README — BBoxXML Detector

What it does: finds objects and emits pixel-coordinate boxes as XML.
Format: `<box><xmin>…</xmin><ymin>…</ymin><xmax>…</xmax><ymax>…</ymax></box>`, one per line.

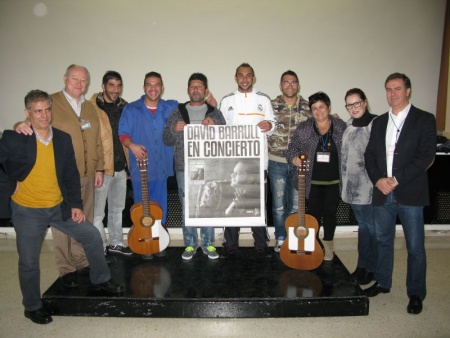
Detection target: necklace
<box><xmin>390</xmin><ymin>113</ymin><xmax>406</xmax><ymax>144</ymax></box>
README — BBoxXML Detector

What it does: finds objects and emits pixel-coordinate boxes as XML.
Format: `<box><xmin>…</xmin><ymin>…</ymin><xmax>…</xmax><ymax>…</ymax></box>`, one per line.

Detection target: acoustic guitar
<box><xmin>128</xmin><ymin>159</ymin><xmax>170</xmax><ymax>255</ymax></box>
<box><xmin>280</xmin><ymin>154</ymin><xmax>324</xmax><ymax>270</ymax></box>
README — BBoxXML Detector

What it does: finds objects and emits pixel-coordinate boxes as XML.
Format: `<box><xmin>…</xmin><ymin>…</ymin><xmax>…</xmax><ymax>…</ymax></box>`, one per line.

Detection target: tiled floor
<box><xmin>1</xmin><ymin>229</ymin><xmax>449</xmax><ymax>338</ymax></box>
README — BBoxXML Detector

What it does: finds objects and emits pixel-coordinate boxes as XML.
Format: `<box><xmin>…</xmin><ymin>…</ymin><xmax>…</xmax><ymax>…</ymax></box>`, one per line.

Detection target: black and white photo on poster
<box><xmin>184</xmin><ymin>124</ymin><xmax>266</xmax><ymax>227</ymax></box>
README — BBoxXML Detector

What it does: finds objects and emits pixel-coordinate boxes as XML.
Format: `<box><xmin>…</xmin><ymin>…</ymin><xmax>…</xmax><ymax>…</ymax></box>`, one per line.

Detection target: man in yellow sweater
<box><xmin>15</xmin><ymin>65</ymin><xmax>104</xmax><ymax>288</ymax></box>
<box><xmin>1</xmin><ymin>90</ymin><xmax>122</xmax><ymax>324</ymax></box>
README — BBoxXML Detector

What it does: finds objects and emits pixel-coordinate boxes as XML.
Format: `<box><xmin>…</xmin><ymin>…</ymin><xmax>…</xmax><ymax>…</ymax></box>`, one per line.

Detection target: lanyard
<box><xmin>390</xmin><ymin>113</ymin><xmax>406</xmax><ymax>144</ymax></box>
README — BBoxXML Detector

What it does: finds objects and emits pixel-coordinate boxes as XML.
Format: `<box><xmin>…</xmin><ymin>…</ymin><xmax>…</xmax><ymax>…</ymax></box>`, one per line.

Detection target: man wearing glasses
<box><xmin>267</xmin><ymin>70</ymin><xmax>311</xmax><ymax>252</ymax></box>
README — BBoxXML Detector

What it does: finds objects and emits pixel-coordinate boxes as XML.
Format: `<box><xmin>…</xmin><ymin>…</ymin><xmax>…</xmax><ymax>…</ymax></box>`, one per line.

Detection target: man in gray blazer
<box><xmin>364</xmin><ymin>73</ymin><xmax>436</xmax><ymax>315</ymax></box>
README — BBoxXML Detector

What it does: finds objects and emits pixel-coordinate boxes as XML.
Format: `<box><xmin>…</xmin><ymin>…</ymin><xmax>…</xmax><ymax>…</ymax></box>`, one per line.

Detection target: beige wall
<box><xmin>0</xmin><ymin>0</ymin><xmax>446</xmax><ymax>130</ymax></box>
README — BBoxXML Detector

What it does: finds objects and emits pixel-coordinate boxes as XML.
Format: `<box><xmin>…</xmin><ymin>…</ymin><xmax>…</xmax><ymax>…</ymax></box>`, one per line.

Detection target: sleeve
<box><xmin>286</xmin><ymin>125</ymin><xmax>302</xmax><ymax>166</ymax></box>
<box><xmin>118</xmin><ymin>104</ymin><xmax>133</xmax><ymax>139</ymax></box>
<box><xmin>163</xmin><ymin>108</ymin><xmax>181</xmax><ymax>146</ymax></box>
<box><xmin>264</xmin><ymin>99</ymin><xmax>276</xmax><ymax>135</ymax></box>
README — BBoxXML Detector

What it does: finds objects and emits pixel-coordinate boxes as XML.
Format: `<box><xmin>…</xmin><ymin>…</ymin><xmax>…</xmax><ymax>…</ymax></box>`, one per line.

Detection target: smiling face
<box><xmin>64</xmin><ymin>66</ymin><xmax>89</xmax><ymax>100</ymax></box>
<box><xmin>311</xmin><ymin>100</ymin><xmax>330</xmax><ymax>123</ymax></box>
<box><xmin>26</xmin><ymin>100</ymin><xmax>52</xmax><ymax>132</ymax></box>
<box><xmin>345</xmin><ymin>93</ymin><xmax>367</xmax><ymax>119</ymax></box>
<box><xmin>280</xmin><ymin>74</ymin><xmax>299</xmax><ymax>99</ymax></box>
<box><xmin>385</xmin><ymin>78</ymin><xmax>410</xmax><ymax>114</ymax></box>
<box><xmin>143</xmin><ymin>76</ymin><xmax>163</xmax><ymax>104</ymax></box>
<box><xmin>235</xmin><ymin>66</ymin><xmax>255</xmax><ymax>93</ymax></box>
<box><xmin>102</xmin><ymin>78</ymin><xmax>123</xmax><ymax>103</ymax></box>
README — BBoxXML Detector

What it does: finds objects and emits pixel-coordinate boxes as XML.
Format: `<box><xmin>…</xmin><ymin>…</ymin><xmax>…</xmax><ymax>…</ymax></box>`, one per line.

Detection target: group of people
<box><xmin>0</xmin><ymin>62</ymin><xmax>436</xmax><ymax>324</ymax></box>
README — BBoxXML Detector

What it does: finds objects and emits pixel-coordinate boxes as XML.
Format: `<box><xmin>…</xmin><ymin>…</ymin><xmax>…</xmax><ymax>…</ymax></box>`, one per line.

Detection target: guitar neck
<box><xmin>297</xmin><ymin>173</ymin><xmax>306</xmax><ymax>228</ymax></box>
<box><xmin>140</xmin><ymin>167</ymin><xmax>150</xmax><ymax>217</ymax></box>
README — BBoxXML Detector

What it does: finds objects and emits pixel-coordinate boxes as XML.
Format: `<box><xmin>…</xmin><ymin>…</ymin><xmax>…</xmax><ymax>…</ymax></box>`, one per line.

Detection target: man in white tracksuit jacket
<box><xmin>218</xmin><ymin>62</ymin><xmax>276</xmax><ymax>259</ymax></box>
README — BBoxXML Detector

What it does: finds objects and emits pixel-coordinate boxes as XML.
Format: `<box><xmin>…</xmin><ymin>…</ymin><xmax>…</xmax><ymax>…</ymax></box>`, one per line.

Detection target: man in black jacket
<box><xmin>0</xmin><ymin>90</ymin><xmax>123</xmax><ymax>325</ymax></box>
<box><xmin>364</xmin><ymin>73</ymin><xmax>436</xmax><ymax>315</ymax></box>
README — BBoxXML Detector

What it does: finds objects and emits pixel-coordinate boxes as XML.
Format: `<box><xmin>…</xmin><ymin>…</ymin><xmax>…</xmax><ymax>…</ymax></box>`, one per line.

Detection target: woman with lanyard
<box><xmin>287</xmin><ymin>92</ymin><xmax>346</xmax><ymax>261</ymax></box>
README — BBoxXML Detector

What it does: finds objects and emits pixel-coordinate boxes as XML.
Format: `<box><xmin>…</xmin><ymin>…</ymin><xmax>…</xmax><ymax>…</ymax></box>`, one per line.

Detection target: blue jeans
<box><xmin>268</xmin><ymin>160</ymin><xmax>298</xmax><ymax>240</ymax></box>
<box><xmin>176</xmin><ymin>171</ymin><xmax>215</xmax><ymax>250</ymax></box>
<box><xmin>93</xmin><ymin>170</ymin><xmax>127</xmax><ymax>248</ymax></box>
<box><xmin>373</xmin><ymin>193</ymin><xmax>426</xmax><ymax>299</ymax></box>
<box><xmin>351</xmin><ymin>203</ymin><xmax>377</xmax><ymax>272</ymax></box>
<box><xmin>11</xmin><ymin>201</ymin><xmax>110</xmax><ymax>311</ymax></box>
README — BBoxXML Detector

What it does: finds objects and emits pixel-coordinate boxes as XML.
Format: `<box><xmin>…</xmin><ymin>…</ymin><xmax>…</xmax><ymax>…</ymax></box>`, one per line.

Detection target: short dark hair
<box><xmin>24</xmin><ymin>90</ymin><xmax>52</xmax><ymax>109</ymax></box>
<box><xmin>385</xmin><ymin>72</ymin><xmax>411</xmax><ymax>89</ymax></box>
<box><xmin>102</xmin><ymin>70</ymin><xmax>122</xmax><ymax>86</ymax></box>
<box><xmin>188</xmin><ymin>73</ymin><xmax>208</xmax><ymax>89</ymax></box>
<box><xmin>235</xmin><ymin>63</ymin><xmax>255</xmax><ymax>77</ymax></box>
<box><xmin>308</xmin><ymin>91</ymin><xmax>331</xmax><ymax>110</ymax></box>
<box><xmin>144</xmin><ymin>71</ymin><xmax>163</xmax><ymax>86</ymax></box>
<box><xmin>280</xmin><ymin>70</ymin><xmax>299</xmax><ymax>83</ymax></box>
<box><xmin>345</xmin><ymin>88</ymin><xmax>367</xmax><ymax>101</ymax></box>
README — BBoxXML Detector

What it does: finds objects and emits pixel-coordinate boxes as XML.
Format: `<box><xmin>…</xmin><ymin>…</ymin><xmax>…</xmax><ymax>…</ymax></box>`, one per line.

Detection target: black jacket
<box><xmin>0</xmin><ymin>128</ymin><xmax>82</xmax><ymax>219</ymax></box>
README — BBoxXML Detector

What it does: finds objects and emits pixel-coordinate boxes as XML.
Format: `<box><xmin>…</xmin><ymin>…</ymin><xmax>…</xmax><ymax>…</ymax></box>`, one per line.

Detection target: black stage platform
<box><xmin>42</xmin><ymin>247</ymin><xmax>369</xmax><ymax>318</ymax></box>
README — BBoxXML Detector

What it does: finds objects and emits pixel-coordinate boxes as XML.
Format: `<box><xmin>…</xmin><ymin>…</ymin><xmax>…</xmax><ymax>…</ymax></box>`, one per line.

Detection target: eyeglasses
<box><xmin>345</xmin><ymin>100</ymin><xmax>365</xmax><ymax>110</ymax></box>
<box><xmin>281</xmin><ymin>81</ymin><xmax>299</xmax><ymax>87</ymax></box>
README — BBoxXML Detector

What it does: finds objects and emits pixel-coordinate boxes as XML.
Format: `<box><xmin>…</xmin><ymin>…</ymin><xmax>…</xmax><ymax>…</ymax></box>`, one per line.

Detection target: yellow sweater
<box><xmin>51</xmin><ymin>91</ymin><xmax>104</xmax><ymax>177</ymax></box>
<box><xmin>12</xmin><ymin>141</ymin><xmax>63</xmax><ymax>208</ymax></box>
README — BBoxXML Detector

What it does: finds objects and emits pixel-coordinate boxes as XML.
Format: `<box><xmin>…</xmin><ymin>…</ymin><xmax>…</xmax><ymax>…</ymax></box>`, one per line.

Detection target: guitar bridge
<box><xmin>289</xmin><ymin>250</ymin><xmax>313</xmax><ymax>255</ymax></box>
<box><xmin>138</xmin><ymin>237</ymin><xmax>160</xmax><ymax>242</ymax></box>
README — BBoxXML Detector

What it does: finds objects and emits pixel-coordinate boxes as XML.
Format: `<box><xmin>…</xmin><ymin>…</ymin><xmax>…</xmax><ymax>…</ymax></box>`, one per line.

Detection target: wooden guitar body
<box><xmin>280</xmin><ymin>213</ymin><xmax>323</xmax><ymax>270</ymax></box>
<box><xmin>280</xmin><ymin>154</ymin><xmax>324</xmax><ymax>270</ymax></box>
<box><xmin>127</xmin><ymin>159</ymin><xmax>170</xmax><ymax>255</ymax></box>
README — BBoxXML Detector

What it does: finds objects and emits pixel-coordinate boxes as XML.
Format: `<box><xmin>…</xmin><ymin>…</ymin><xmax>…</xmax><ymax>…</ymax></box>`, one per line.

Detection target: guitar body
<box><xmin>128</xmin><ymin>201</ymin><xmax>170</xmax><ymax>255</ymax></box>
<box><xmin>280</xmin><ymin>154</ymin><xmax>324</xmax><ymax>270</ymax></box>
<box><xmin>280</xmin><ymin>213</ymin><xmax>323</xmax><ymax>270</ymax></box>
<box><xmin>127</xmin><ymin>159</ymin><xmax>170</xmax><ymax>255</ymax></box>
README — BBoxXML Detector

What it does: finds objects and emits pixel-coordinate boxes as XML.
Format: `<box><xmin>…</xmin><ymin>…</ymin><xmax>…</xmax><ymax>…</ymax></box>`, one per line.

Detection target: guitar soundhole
<box><xmin>294</xmin><ymin>226</ymin><xmax>308</xmax><ymax>240</ymax></box>
<box><xmin>141</xmin><ymin>216</ymin><xmax>155</xmax><ymax>227</ymax></box>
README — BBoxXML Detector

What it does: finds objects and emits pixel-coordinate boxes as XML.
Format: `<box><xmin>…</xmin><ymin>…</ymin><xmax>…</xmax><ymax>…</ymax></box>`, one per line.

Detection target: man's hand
<box><xmin>72</xmin><ymin>208</ymin><xmax>86</xmax><ymax>223</ymax></box>
<box><xmin>201</xmin><ymin>117</ymin><xmax>215</xmax><ymax>126</ymax></box>
<box><xmin>205</xmin><ymin>92</ymin><xmax>217</xmax><ymax>107</ymax></box>
<box><xmin>129</xmin><ymin>143</ymin><xmax>147</xmax><ymax>160</ymax></box>
<box><xmin>15</xmin><ymin>121</ymin><xmax>33</xmax><ymax>135</ymax></box>
<box><xmin>173</xmin><ymin>121</ymin><xmax>187</xmax><ymax>132</ymax></box>
<box><xmin>376</xmin><ymin>177</ymin><xmax>398</xmax><ymax>195</ymax></box>
<box><xmin>257</xmin><ymin>120</ymin><xmax>272</xmax><ymax>133</ymax></box>
<box><xmin>95</xmin><ymin>171</ymin><xmax>104</xmax><ymax>188</ymax></box>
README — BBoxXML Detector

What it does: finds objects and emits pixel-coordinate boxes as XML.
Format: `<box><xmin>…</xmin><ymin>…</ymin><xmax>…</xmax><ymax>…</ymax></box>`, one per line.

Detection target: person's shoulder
<box><xmin>52</xmin><ymin>127</ymin><xmax>72</xmax><ymax>141</ymax></box>
<box><xmin>410</xmin><ymin>105</ymin><xmax>435</xmax><ymax>119</ymax></box>
<box><xmin>221</xmin><ymin>92</ymin><xmax>235</xmax><ymax>101</ymax></box>
<box><xmin>254</xmin><ymin>90</ymin><xmax>270</xmax><ymax>101</ymax></box>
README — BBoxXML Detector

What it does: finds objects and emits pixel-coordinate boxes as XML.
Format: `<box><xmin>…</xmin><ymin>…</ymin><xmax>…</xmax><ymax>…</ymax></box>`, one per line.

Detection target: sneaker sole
<box><xmin>108</xmin><ymin>250</ymin><xmax>133</xmax><ymax>256</ymax></box>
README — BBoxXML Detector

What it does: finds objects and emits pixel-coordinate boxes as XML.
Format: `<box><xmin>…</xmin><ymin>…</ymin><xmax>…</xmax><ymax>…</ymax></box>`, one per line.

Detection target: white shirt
<box><xmin>62</xmin><ymin>89</ymin><xmax>85</xmax><ymax>116</ymax></box>
<box><xmin>386</xmin><ymin>103</ymin><xmax>411</xmax><ymax>177</ymax></box>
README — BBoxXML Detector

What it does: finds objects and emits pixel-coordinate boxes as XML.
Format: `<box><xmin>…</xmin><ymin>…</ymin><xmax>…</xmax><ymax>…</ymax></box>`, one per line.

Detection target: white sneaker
<box><xmin>182</xmin><ymin>246</ymin><xmax>196</xmax><ymax>260</ymax></box>
<box><xmin>202</xmin><ymin>246</ymin><xmax>219</xmax><ymax>260</ymax></box>
<box><xmin>274</xmin><ymin>239</ymin><xmax>284</xmax><ymax>253</ymax></box>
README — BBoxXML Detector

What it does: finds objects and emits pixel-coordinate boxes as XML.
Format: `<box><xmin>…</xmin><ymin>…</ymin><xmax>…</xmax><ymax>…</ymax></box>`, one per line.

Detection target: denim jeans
<box><xmin>11</xmin><ymin>201</ymin><xmax>110</xmax><ymax>311</ymax></box>
<box><xmin>93</xmin><ymin>170</ymin><xmax>127</xmax><ymax>248</ymax></box>
<box><xmin>373</xmin><ymin>193</ymin><xmax>427</xmax><ymax>299</ymax></box>
<box><xmin>351</xmin><ymin>203</ymin><xmax>377</xmax><ymax>272</ymax></box>
<box><xmin>268</xmin><ymin>160</ymin><xmax>298</xmax><ymax>240</ymax></box>
<box><xmin>176</xmin><ymin>171</ymin><xmax>215</xmax><ymax>250</ymax></box>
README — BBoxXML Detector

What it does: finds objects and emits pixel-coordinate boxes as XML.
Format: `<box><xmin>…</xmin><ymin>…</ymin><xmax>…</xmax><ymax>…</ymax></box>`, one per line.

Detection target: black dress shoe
<box><xmin>407</xmin><ymin>295</ymin><xmax>423</xmax><ymax>314</ymax></box>
<box><xmin>359</xmin><ymin>272</ymin><xmax>375</xmax><ymax>285</ymax></box>
<box><xmin>24</xmin><ymin>308</ymin><xmax>53</xmax><ymax>324</ymax></box>
<box><xmin>364</xmin><ymin>282</ymin><xmax>390</xmax><ymax>297</ymax></box>
<box><xmin>219</xmin><ymin>247</ymin><xmax>238</xmax><ymax>259</ymax></box>
<box><xmin>90</xmin><ymin>280</ymin><xmax>124</xmax><ymax>294</ymax></box>
<box><xmin>59</xmin><ymin>272</ymin><xmax>78</xmax><ymax>288</ymax></box>
<box><xmin>256</xmin><ymin>247</ymin><xmax>273</xmax><ymax>258</ymax></box>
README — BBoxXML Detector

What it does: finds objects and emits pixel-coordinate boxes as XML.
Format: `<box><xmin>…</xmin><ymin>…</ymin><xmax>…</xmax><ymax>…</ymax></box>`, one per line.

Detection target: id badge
<box><xmin>80</xmin><ymin>119</ymin><xmax>91</xmax><ymax>130</ymax></box>
<box><xmin>317</xmin><ymin>152</ymin><xmax>330</xmax><ymax>163</ymax></box>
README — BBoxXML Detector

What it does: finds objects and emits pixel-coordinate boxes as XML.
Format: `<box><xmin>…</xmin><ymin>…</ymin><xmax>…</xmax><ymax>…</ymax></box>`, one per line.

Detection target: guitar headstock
<box><xmin>297</xmin><ymin>154</ymin><xmax>308</xmax><ymax>176</ymax></box>
<box><xmin>137</xmin><ymin>159</ymin><xmax>148</xmax><ymax>170</ymax></box>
